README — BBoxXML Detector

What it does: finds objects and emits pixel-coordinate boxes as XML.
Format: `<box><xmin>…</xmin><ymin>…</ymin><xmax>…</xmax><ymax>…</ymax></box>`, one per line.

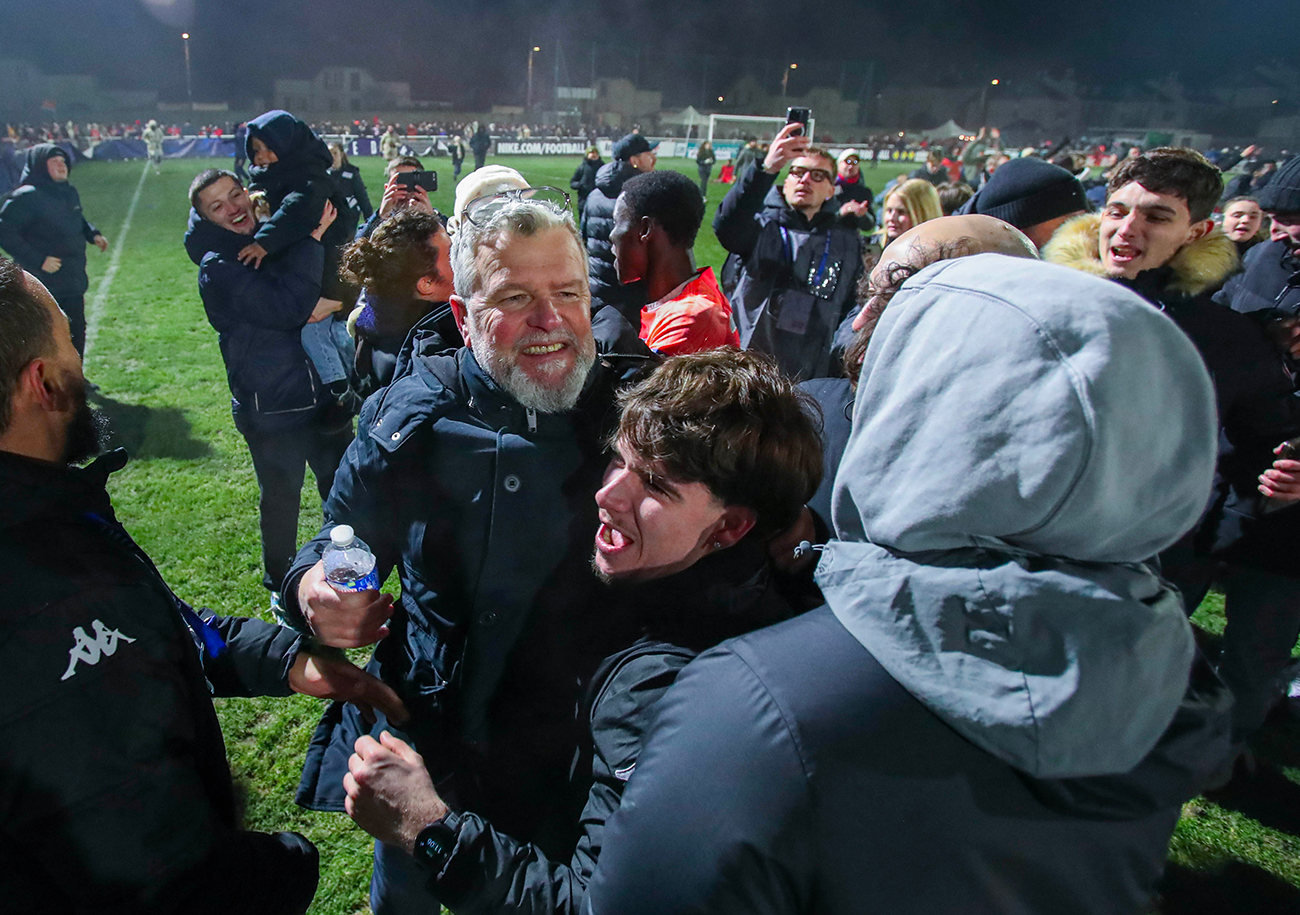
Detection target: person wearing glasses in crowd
<box><xmin>714</xmin><ymin>121</ymin><xmax>864</xmax><ymax>380</ymax></box>
<box><xmin>832</xmin><ymin>148</ymin><xmax>875</xmax><ymax>232</ymax></box>
<box><xmin>277</xmin><ymin>190</ymin><xmax>653</xmax><ymax>915</ymax></box>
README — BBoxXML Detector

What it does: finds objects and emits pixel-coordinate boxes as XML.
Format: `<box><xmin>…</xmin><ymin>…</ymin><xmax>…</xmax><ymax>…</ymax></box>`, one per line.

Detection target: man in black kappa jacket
<box><xmin>0</xmin><ymin>256</ymin><xmax>405</xmax><ymax>913</ymax></box>
<box><xmin>0</xmin><ymin>144</ymin><xmax>108</xmax><ymax>356</ymax></box>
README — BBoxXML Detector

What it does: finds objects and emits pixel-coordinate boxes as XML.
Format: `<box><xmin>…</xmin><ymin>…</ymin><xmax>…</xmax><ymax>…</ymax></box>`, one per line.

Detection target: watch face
<box><xmin>415</xmin><ymin>814</ymin><xmax>460</xmax><ymax>870</ymax></box>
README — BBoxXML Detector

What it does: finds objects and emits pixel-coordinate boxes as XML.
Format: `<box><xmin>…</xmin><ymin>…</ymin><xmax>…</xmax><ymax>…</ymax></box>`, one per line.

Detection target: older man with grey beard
<box><xmin>276</xmin><ymin>195</ymin><xmax>652</xmax><ymax>915</ymax></box>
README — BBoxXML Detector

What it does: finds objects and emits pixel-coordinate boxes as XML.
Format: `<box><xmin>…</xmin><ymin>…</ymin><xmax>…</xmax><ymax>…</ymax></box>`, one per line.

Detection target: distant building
<box><xmin>594</xmin><ymin>78</ymin><xmax>662</xmax><ymax>131</ymax></box>
<box><xmin>272</xmin><ymin>67</ymin><xmax>412</xmax><ymax>114</ymax></box>
<box><xmin>0</xmin><ymin>58</ymin><xmax>157</xmax><ymax>121</ymax></box>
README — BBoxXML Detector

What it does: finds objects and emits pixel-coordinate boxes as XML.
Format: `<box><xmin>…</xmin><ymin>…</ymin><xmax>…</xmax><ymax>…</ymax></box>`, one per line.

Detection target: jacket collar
<box><xmin>761</xmin><ymin>182</ymin><xmax>839</xmax><ymax>231</ymax></box>
<box><xmin>1042</xmin><ymin>212</ymin><xmax>1238</xmax><ymax>302</ymax></box>
<box><xmin>0</xmin><ymin>448</ymin><xmax>127</xmax><ymax>532</ymax></box>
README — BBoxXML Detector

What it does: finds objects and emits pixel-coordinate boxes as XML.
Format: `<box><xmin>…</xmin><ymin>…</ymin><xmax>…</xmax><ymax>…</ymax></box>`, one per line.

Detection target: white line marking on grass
<box><xmin>84</xmin><ymin>160</ymin><xmax>150</xmax><ymax>364</ymax></box>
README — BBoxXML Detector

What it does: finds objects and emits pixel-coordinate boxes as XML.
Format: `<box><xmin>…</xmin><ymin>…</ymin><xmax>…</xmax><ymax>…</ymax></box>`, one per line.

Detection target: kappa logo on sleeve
<box><xmin>60</xmin><ymin>619</ymin><xmax>137</xmax><ymax>681</ymax></box>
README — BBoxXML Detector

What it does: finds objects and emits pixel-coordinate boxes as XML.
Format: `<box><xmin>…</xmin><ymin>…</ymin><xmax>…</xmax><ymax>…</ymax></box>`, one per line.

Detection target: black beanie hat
<box><xmin>961</xmin><ymin>157</ymin><xmax>1090</xmax><ymax>229</ymax></box>
<box><xmin>1257</xmin><ymin>155</ymin><xmax>1300</xmax><ymax>215</ymax></box>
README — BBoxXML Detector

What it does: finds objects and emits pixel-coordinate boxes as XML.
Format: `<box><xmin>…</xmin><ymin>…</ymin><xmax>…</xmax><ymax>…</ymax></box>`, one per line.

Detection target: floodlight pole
<box><xmin>527</xmin><ymin>45</ymin><xmax>540</xmax><ymax>112</ymax></box>
<box><xmin>182</xmin><ymin>33</ymin><xmax>193</xmax><ymax>110</ymax></box>
<box><xmin>782</xmin><ymin>63</ymin><xmax>797</xmax><ymax>98</ymax></box>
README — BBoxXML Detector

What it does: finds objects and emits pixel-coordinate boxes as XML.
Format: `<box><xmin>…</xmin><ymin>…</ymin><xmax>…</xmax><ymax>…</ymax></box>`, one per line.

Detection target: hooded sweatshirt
<box><xmin>245</xmin><ymin>110</ymin><xmax>355</xmax><ymax>257</ymax></box>
<box><xmin>817</xmin><ymin>254</ymin><xmax>1220</xmax><ymax>779</ymax></box>
<box><xmin>0</xmin><ymin>144</ymin><xmax>98</xmax><ymax>299</ymax></box>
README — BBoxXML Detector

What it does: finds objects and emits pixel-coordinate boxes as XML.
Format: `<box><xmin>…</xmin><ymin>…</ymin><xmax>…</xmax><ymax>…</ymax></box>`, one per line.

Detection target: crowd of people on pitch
<box><xmin>5</xmin><ymin>107</ymin><xmax>1300</xmax><ymax>914</ymax></box>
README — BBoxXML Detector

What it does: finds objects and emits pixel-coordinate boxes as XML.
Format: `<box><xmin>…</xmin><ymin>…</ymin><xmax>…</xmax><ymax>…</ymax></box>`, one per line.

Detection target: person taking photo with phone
<box><xmin>713</xmin><ymin>120</ymin><xmax>863</xmax><ymax>380</ymax></box>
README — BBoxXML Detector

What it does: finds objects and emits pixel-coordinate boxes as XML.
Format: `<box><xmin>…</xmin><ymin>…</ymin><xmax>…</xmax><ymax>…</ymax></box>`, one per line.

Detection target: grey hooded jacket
<box><xmin>586</xmin><ymin>255</ymin><xmax>1234</xmax><ymax>915</ymax></box>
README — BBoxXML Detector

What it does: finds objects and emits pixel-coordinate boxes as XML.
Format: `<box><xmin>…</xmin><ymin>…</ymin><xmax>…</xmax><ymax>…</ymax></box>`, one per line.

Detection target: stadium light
<box><xmin>991</xmin><ymin>79</ymin><xmax>1000</xmax><ymax>86</ymax></box>
<box><xmin>718</xmin><ymin>96</ymin><xmax>724</xmax><ymax>102</ymax></box>
<box><xmin>782</xmin><ymin>63</ymin><xmax>797</xmax><ymax>97</ymax></box>
<box><xmin>182</xmin><ymin>32</ymin><xmax>193</xmax><ymax>111</ymax></box>
<box><xmin>526</xmin><ymin>45</ymin><xmax>541</xmax><ymax>112</ymax></box>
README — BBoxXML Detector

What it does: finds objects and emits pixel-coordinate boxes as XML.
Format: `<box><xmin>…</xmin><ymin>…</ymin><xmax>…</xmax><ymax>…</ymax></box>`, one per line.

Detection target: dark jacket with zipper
<box><xmin>411</xmin><ymin>542</ymin><xmax>806</xmax><ymax>915</ymax></box>
<box><xmin>0</xmin><ymin>143</ymin><xmax>99</xmax><ymax>300</ymax></box>
<box><xmin>570</xmin><ymin>156</ymin><xmax>603</xmax><ymax>215</ymax></box>
<box><xmin>331</xmin><ymin>162</ymin><xmax>374</xmax><ymax>221</ymax></box>
<box><xmin>581</xmin><ymin>160</ymin><xmax>648</xmax><ymax>323</ymax></box>
<box><xmin>0</xmin><ymin>448</ymin><xmax>318</xmax><ymax>914</ymax></box>
<box><xmin>184</xmin><ymin>208</ymin><xmax>329</xmax><ymax>433</ymax></box>
<box><xmin>586</xmin><ymin>606</ymin><xmax>1231</xmax><ymax>915</ymax></box>
<box><xmin>1045</xmin><ymin>214</ymin><xmax>1300</xmax><ymax>574</ymax></box>
<box><xmin>714</xmin><ymin>163</ymin><xmax>863</xmax><ymax>380</ymax></box>
<box><xmin>282</xmin><ymin>309</ymin><xmax>654</xmax><ymax>862</ymax></box>
<box><xmin>352</xmin><ymin>294</ymin><xmax>462</xmax><ymax>393</ymax></box>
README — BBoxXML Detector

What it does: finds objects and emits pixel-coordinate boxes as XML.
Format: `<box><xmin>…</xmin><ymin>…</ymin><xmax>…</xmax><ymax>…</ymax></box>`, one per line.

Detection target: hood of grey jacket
<box><xmin>815</xmin><ymin>254</ymin><xmax>1219</xmax><ymax>778</ymax></box>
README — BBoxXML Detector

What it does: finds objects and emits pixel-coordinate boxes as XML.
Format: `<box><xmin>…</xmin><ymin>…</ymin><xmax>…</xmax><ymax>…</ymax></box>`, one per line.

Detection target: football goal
<box><xmin>706</xmin><ymin>113</ymin><xmax>817</xmax><ymax>147</ymax></box>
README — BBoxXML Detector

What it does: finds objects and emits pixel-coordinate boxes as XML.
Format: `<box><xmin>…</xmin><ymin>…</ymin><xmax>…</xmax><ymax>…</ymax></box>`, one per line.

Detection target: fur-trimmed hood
<box><xmin>1043</xmin><ymin>212</ymin><xmax>1238</xmax><ymax>300</ymax></box>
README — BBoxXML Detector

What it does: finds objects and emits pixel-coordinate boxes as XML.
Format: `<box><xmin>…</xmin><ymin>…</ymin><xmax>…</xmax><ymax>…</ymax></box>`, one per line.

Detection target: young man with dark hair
<box><xmin>714</xmin><ymin>122</ymin><xmax>864</xmax><ymax>380</ymax></box>
<box><xmin>611</xmin><ymin>170</ymin><xmax>738</xmax><ymax>355</ymax></box>
<box><xmin>1046</xmin><ymin>147</ymin><xmax>1300</xmax><ymax>747</ymax></box>
<box><xmin>584</xmin><ymin>255</ymin><xmax>1233</xmax><ymax>915</ymax></box>
<box><xmin>340</xmin><ymin>349</ymin><xmax>822</xmax><ymax>915</ymax></box>
<box><xmin>1216</xmin><ymin>155</ymin><xmax>1300</xmax><ymax>363</ymax></box>
<box><xmin>0</xmin><ymin>256</ymin><xmax>403</xmax><ymax>913</ymax></box>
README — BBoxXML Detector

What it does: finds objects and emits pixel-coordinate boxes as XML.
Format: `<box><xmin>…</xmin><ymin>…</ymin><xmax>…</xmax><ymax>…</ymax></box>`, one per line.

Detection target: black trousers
<box><xmin>55</xmin><ymin>291</ymin><xmax>87</xmax><ymax>356</ymax></box>
<box><xmin>1161</xmin><ymin>537</ymin><xmax>1300</xmax><ymax>741</ymax></box>
<box><xmin>241</xmin><ymin>418</ymin><xmax>353</xmax><ymax>592</ymax></box>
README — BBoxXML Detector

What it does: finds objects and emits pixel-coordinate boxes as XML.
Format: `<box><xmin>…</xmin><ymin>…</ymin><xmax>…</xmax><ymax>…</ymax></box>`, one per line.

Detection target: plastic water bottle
<box><xmin>322</xmin><ymin>524</ymin><xmax>380</xmax><ymax>592</ymax></box>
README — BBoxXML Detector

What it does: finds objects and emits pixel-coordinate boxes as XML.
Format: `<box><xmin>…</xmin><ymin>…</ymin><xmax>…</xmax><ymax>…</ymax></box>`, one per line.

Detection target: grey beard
<box><xmin>469</xmin><ymin>329</ymin><xmax>597</xmax><ymax>414</ymax></box>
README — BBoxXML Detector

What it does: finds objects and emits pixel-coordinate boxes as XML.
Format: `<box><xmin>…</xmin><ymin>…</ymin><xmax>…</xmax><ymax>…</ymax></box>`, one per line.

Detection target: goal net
<box><xmin>706</xmin><ymin>113</ymin><xmax>817</xmax><ymax>157</ymax></box>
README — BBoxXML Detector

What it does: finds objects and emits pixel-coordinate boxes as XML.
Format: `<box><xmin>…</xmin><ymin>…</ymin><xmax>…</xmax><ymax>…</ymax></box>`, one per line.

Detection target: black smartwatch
<box><xmin>413</xmin><ymin>811</ymin><xmax>463</xmax><ymax>872</ymax></box>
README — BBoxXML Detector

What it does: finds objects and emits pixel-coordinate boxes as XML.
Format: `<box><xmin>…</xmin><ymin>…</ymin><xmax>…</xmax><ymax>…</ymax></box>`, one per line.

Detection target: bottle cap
<box><xmin>330</xmin><ymin>524</ymin><xmax>356</xmax><ymax>547</ymax></box>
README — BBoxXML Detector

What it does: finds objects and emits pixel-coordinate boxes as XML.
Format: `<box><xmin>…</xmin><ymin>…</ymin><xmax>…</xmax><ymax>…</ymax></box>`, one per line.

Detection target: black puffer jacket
<box><xmin>0</xmin><ymin>448</ymin><xmax>318</xmax><ymax>914</ymax></box>
<box><xmin>1215</xmin><ymin>238</ymin><xmax>1300</xmax><ymax>322</ymax></box>
<box><xmin>184</xmin><ymin>208</ymin><xmax>329</xmax><ymax>433</ymax></box>
<box><xmin>581</xmin><ymin>160</ymin><xmax>647</xmax><ymax>322</ymax></box>
<box><xmin>418</xmin><ymin>542</ymin><xmax>804</xmax><ymax>915</ymax></box>
<box><xmin>0</xmin><ymin>144</ymin><xmax>99</xmax><ymax>299</ymax></box>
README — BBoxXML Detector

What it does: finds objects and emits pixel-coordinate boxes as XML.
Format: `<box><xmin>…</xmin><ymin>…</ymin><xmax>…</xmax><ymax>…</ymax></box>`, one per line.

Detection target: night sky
<box><xmin>4</xmin><ymin>0</ymin><xmax>1298</xmax><ymax>110</ymax></box>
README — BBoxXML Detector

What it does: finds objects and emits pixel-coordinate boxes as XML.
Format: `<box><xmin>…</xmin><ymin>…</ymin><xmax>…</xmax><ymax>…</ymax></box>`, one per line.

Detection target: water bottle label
<box><xmin>329</xmin><ymin>567</ymin><xmax>380</xmax><ymax>592</ymax></box>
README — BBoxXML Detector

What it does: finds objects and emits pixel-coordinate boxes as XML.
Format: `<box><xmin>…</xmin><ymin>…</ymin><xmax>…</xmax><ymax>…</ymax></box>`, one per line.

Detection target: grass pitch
<box><xmin>60</xmin><ymin>153</ymin><xmax>1300</xmax><ymax>914</ymax></box>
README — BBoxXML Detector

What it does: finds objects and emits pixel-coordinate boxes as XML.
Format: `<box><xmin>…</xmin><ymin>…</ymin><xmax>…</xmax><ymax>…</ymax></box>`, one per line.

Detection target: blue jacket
<box><xmin>713</xmin><ymin>164</ymin><xmax>863</xmax><ymax>380</ymax></box>
<box><xmin>0</xmin><ymin>144</ymin><xmax>99</xmax><ymax>299</ymax></box>
<box><xmin>282</xmin><ymin>309</ymin><xmax>653</xmax><ymax>857</ymax></box>
<box><xmin>184</xmin><ymin>209</ymin><xmax>328</xmax><ymax>432</ymax></box>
